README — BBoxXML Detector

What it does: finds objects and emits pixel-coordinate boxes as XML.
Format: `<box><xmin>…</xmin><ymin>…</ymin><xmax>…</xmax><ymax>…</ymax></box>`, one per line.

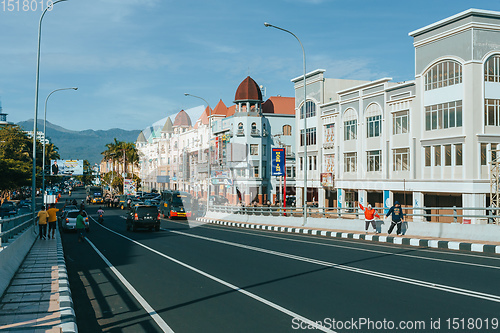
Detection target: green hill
<box><xmin>18</xmin><ymin>120</ymin><xmax>141</xmax><ymax>165</ymax></box>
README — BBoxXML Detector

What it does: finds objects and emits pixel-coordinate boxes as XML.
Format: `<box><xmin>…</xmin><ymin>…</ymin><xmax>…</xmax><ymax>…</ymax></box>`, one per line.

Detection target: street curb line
<box><xmin>195</xmin><ymin>218</ymin><xmax>500</xmax><ymax>255</ymax></box>
<box><xmin>56</xmin><ymin>228</ymin><xmax>77</xmax><ymax>333</ymax></box>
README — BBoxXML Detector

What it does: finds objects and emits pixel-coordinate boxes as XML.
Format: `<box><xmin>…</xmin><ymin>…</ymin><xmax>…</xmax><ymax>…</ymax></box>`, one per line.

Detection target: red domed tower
<box><xmin>234</xmin><ymin>76</ymin><xmax>263</xmax><ymax>114</ymax></box>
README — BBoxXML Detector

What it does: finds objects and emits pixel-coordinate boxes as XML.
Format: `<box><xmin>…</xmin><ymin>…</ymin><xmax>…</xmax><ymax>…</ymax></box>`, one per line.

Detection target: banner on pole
<box><xmin>271</xmin><ymin>148</ymin><xmax>285</xmax><ymax>176</ymax></box>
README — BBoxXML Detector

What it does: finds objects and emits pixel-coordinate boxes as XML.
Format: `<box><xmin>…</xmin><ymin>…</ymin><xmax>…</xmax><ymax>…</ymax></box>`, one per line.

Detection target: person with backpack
<box><xmin>359</xmin><ymin>203</ymin><xmax>380</xmax><ymax>233</ymax></box>
<box><xmin>386</xmin><ymin>201</ymin><xmax>405</xmax><ymax>236</ymax></box>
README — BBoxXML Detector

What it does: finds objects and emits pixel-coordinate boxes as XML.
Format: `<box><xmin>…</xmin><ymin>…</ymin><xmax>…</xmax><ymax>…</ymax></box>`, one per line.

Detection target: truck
<box><xmin>86</xmin><ymin>186</ymin><xmax>103</xmax><ymax>204</ymax></box>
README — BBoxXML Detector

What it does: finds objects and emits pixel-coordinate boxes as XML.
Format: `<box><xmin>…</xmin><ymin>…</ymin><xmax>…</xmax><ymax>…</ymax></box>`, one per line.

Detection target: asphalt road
<box><xmin>61</xmin><ymin>190</ymin><xmax>500</xmax><ymax>333</ymax></box>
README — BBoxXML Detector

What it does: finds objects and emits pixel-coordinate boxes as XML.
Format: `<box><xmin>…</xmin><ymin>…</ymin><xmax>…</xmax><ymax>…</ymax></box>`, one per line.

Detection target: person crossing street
<box><xmin>386</xmin><ymin>201</ymin><xmax>405</xmax><ymax>236</ymax></box>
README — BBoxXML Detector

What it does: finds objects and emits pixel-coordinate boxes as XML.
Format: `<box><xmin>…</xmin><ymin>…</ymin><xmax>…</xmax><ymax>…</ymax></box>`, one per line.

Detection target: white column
<box><xmin>463</xmin><ymin>193</ymin><xmax>486</xmax><ymax>224</ymax></box>
<box><xmin>412</xmin><ymin>191</ymin><xmax>424</xmax><ymax>222</ymax></box>
<box><xmin>358</xmin><ymin>189</ymin><xmax>367</xmax><ymax>206</ymax></box>
<box><xmin>319</xmin><ymin>187</ymin><xmax>325</xmax><ymax>212</ymax></box>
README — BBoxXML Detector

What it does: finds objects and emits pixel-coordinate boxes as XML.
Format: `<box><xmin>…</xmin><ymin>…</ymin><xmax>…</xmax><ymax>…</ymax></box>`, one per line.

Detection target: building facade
<box><xmin>294</xmin><ymin>9</ymin><xmax>500</xmax><ymax>223</ymax></box>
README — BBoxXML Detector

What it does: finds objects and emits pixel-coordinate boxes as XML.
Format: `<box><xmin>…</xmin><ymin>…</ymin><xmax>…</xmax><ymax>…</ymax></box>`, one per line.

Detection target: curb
<box><xmin>196</xmin><ymin>218</ymin><xmax>500</xmax><ymax>255</ymax></box>
<box><xmin>56</xmin><ymin>229</ymin><xmax>78</xmax><ymax>333</ymax></box>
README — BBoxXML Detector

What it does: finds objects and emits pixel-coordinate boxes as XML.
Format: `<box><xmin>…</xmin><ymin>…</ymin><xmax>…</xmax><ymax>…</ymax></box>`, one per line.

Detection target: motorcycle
<box><xmin>98</xmin><ymin>213</ymin><xmax>104</xmax><ymax>224</ymax></box>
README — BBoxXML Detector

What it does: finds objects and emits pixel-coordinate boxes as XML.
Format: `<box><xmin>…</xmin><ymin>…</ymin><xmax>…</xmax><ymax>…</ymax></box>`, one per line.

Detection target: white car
<box><xmin>61</xmin><ymin>210</ymin><xmax>89</xmax><ymax>232</ymax></box>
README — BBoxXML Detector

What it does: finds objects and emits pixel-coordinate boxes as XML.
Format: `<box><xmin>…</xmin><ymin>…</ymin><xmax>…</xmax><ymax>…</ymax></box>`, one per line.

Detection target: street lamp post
<box><xmin>184</xmin><ymin>93</ymin><xmax>211</xmax><ymax>214</ymax></box>
<box><xmin>42</xmin><ymin>87</ymin><xmax>78</xmax><ymax>202</ymax></box>
<box><xmin>264</xmin><ymin>22</ymin><xmax>307</xmax><ymax>225</ymax></box>
<box><xmin>31</xmin><ymin>0</ymin><xmax>68</xmax><ymax>223</ymax></box>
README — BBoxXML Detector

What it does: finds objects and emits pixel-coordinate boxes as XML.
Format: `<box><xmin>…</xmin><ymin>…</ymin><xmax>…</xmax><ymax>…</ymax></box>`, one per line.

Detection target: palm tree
<box><xmin>102</xmin><ymin>138</ymin><xmax>123</xmax><ymax>174</ymax></box>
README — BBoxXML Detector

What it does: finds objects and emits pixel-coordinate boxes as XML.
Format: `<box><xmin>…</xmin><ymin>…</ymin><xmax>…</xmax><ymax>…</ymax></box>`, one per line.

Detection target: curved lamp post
<box><xmin>264</xmin><ymin>22</ymin><xmax>307</xmax><ymax>226</ymax></box>
<box><xmin>31</xmin><ymin>0</ymin><xmax>68</xmax><ymax>222</ymax></box>
<box><xmin>184</xmin><ymin>93</ymin><xmax>211</xmax><ymax>214</ymax></box>
<box><xmin>42</xmin><ymin>87</ymin><xmax>78</xmax><ymax>201</ymax></box>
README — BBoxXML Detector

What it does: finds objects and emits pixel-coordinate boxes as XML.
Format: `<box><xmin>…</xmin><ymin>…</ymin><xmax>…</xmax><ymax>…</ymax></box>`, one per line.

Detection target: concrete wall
<box><xmin>206</xmin><ymin>212</ymin><xmax>500</xmax><ymax>243</ymax></box>
<box><xmin>0</xmin><ymin>226</ymin><xmax>37</xmax><ymax>296</ymax></box>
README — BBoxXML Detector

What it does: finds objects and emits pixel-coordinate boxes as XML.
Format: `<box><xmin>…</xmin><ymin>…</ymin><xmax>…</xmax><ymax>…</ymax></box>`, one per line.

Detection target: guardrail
<box><xmin>208</xmin><ymin>205</ymin><xmax>500</xmax><ymax>224</ymax></box>
<box><xmin>0</xmin><ymin>213</ymin><xmax>34</xmax><ymax>248</ymax></box>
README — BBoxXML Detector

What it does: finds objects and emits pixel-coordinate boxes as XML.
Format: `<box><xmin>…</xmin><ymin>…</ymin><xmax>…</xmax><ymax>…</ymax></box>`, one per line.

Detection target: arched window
<box><xmin>343</xmin><ymin>108</ymin><xmax>357</xmax><ymax>141</ymax></box>
<box><xmin>300</xmin><ymin>101</ymin><xmax>316</xmax><ymax>119</ymax></box>
<box><xmin>485</xmin><ymin>55</ymin><xmax>500</xmax><ymax>82</ymax></box>
<box><xmin>238</xmin><ymin>122</ymin><xmax>243</xmax><ymax>130</ymax></box>
<box><xmin>283</xmin><ymin>125</ymin><xmax>292</xmax><ymax>136</ymax></box>
<box><xmin>425</xmin><ymin>60</ymin><xmax>462</xmax><ymax>91</ymax></box>
<box><xmin>251</xmin><ymin>122</ymin><xmax>257</xmax><ymax>130</ymax></box>
<box><xmin>365</xmin><ymin>103</ymin><xmax>382</xmax><ymax>138</ymax></box>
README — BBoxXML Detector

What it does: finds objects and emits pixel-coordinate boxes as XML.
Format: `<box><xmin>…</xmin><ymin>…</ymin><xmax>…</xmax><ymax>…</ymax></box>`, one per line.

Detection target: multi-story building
<box><xmin>294</xmin><ymin>8</ymin><xmax>500</xmax><ymax>223</ymax></box>
<box><xmin>136</xmin><ymin>76</ymin><xmax>296</xmax><ymax>205</ymax></box>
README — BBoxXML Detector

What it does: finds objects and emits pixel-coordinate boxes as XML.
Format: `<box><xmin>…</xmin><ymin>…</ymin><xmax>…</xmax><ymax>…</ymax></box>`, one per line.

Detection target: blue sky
<box><xmin>0</xmin><ymin>0</ymin><xmax>498</xmax><ymax>131</ymax></box>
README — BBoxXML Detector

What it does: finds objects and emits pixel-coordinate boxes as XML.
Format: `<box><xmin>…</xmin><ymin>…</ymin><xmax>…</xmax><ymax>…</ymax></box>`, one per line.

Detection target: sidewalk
<box><xmin>0</xmin><ymin>227</ymin><xmax>76</xmax><ymax>333</ymax></box>
<box><xmin>196</xmin><ymin>217</ymin><xmax>500</xmax><ymax>254</ymax></box>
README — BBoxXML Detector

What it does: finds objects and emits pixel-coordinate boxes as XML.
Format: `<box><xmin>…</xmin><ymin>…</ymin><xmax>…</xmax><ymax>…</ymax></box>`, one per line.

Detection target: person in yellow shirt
<box><xmin>37</xmin><ymin>206</ymin><xmax>49</xmax><ymax>240</ymax></box>
<box><xmin>47</xmin><ymin>203</ymin><xmax>60</xmax><ymax>240</ymax></box>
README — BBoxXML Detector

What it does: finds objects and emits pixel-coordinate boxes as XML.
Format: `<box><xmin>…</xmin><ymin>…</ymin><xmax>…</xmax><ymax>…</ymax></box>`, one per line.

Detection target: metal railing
<box><xmin>0</xmin><ymin>213</ymin><xmax>33</xmax><ymax>248</ymax></box>
<box><xmin>207</xmin><ymin>205</ymin><xmax>500</xmax><ymax>224</ymax></box>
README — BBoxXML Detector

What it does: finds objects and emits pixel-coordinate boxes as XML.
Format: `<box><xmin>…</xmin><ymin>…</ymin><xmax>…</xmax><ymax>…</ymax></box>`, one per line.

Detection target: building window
<box><xmin>393</xmin><ymin>110</ymin><xmax>409</xmax><ymax>134</ymax></box>
<box><xmin>300</xmin><ymin>128</ymin><xmax>317</xmax><ymax>146</ymax></box>
<box><xmin>262</xmin><ymin>144</ymin><xmax>267</xmax><ymax>157</ymax></box>
<box><xmin>300</xmin><ymin>101</ymin><xmax>316</xmax><ymax>119</ymax></box>
<box><xmin>367</xmin><ymin>150</ymin><xmax>381</xmax><ymax>172</ymax></box>
<box><xmin>286</xmin><ymin>166</ymin><xmax>295</xmax><ymax>178</ymax></box>
<box><xmin>324</xmin><ymin>123</ymin><xmax>335</xmax><ymax>145</ymax></box>
<box><xmin>262</xmin><ymin>164</ymin><xmax>267</xmax><ymax>178</ymax></box>
<box><xmin>324</xmin><ymin>154</ymin><xmax>334</xmax><ymax>173</ymax></box>
<box><xmin>445</xmin><ymin>145</ymin><xmax>452</xmax><ymax>166</ymax></box>
<box><xmin>367</xmin><ymin>115</ymin><xmax>382</xmax><ymax>138</ymax></box>
<box><xmin>485</xmin><ymin>55</ymin><xmax>500</xmax><ymax>82</ymax></box>
<box><xmin>344</xmin><ymin>152</ymin><xmax>357</xmax><ymax>172</ymax></box>
<box><xmin>481</xmin><ymin>143</ymin><xmax>488</xmax><ymax>166</ymax></box>
<box><xmin>425</xmin><ymin>60</ymin><xmax>462</xmax><ymax>91</ymax></box>
<box><xmin>238</xmin><ymin>123</ymin><xmax>243</xmax><ymax>130</ymax></box>
<box><xmin>434</xmin><ymin>146</ymin><xmax>441</xmax><ymax>166</ymax></box>
<box><xmin>424</xmin><ymin>146</ymin><xmax>431</xmax><ymax>167</ymax></box>
<box><xmin>455</xmin><ymin>144</ymin><xmax>463</xmax><ymax>166</ymax></box>
<box><xmin>393</xmin><ymin>148</ymin><xmax>409</xmax><ymax>171</ymax></box>
<box><xmin>284</xmin><ymin>145</ymin><xmax>292</xmax><ymax>156</ymax></box>
<box><xmin>250</xmin><ymin>144</ymin><xmax>259</xmax><ymax>155</ymax></box>
<box><xmin>300</xmin><ymin>157</ymin><xmax>303</xmax><ymax>171</ymax></box>
<box><xmin>253</xmin><ymin>166</ymin><xmax>259</xmax><ymax>178</ymax></box>
<box><xmin>344</xmin><ymin>120</ymin><xmax>357</xmax><ymax>141</ymax></box>
<box><xmin>425</xmin><ymin>100</ymin><xmax>462</xmax><ymax>130</ymax></box>
<box><xmin>485</xmin><ymin>99</ymin><xmax>500</xmax><ymax>126</ymax></box>
<box><xmin>283</xmin><ymin>125</ymin><xmax>292</xmax><ymax>136</ymax></box>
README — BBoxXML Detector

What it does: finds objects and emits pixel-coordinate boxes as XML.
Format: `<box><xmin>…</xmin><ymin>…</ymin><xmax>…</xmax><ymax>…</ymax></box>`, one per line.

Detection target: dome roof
<box><xmin>161</xmin><ymin>117</ymin><xmax>174</xmax><ymax>133</ymax></box>
<box><xmin>234</xmin><ymin>76</ymin><xmax>262</xmax><ymax>102</ymax></box>
<box><xmin>173</xmin><ymin>110</ymin><xmax>192</xmax><ymax>127</ymax></box>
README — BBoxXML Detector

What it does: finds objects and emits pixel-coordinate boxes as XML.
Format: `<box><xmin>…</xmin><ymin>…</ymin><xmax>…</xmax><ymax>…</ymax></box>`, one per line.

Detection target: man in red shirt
<box><xmin>359</xmin><ymin>203</ymin><xmax>380</xmax><ymax>233</ymax></box>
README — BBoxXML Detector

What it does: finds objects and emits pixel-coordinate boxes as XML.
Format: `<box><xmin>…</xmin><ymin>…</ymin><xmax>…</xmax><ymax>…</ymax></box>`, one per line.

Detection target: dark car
<box><xmin>0</xmin><ymin>201</ymin><xmax>17</xmax><ymax>218</ymax></box>
<box><xmin>209</xmin><ymin>195</ymin><xmax>228</xmax><ymax>205</ymax></box>
<box><xmin>126</xmin><ymin>205</ymin><xmax>160</xmax><ymax>232</ymax></box>
<box><xmin>286</xmin><ymin>196</ymin><xmax>296</xmax><ymax>207</ymax></box>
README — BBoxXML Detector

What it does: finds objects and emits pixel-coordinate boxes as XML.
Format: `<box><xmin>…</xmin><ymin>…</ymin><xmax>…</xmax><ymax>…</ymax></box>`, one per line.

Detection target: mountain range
<box><xmin>18</xmin><ymin>120</ymin><xmax>141</xmax><ymax>165</ymax></box>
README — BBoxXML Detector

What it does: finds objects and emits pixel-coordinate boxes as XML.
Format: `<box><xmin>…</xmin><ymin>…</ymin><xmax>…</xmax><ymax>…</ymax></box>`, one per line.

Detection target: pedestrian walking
<box><xmin>37</xmin><ymin>205</ymin><xmax>49</xmax><ymax>240</ymax></box>
<box><xmin>76</xmin><ymin>210</ymin><xmax>86</xmax><ymax>242</ymax></box>
<box><xmin>386</xmin><ymin>201</ymin><xmax>405</xmax><ymax>235</ymax></box>
<box><xmin>359</xmin><ymin>203</ymin><xmax>380</xmax><ymax>233</ymax></box>
<box><xmin>47</xmin><ymin>203</ymin><xmax>59</xmax><ymax>239</ymax></box>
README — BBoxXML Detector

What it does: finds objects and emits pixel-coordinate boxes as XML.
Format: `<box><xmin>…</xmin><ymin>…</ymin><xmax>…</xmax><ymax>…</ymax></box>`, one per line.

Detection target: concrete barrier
<box><xmin>0</xmin><ymin>226</ymin><xmax>37</xmax><ymax>296</ymax></box>
<box><xmin>206</xmin><ymin>212</ymin><xmax>500</xmax><ymax>243</ymax></box>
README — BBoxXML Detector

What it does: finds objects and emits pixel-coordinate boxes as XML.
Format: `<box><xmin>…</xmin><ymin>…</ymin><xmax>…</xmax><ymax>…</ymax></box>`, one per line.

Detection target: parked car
<box><xmin>126</xmin><ymin>205</ymin><xmax>160</xmax><ymax>232</ymax></box>
<box><xmin>209</xmin><ymin>195</ymin><xmax>229</xmax><ymax>205</ymax></box>
<box><xmin>61</xmin><ymin>210</ymin><xmax>89</xmax><ymax>232</ymax></box>
<box><xmin>286</xmin><ymin>196</ymin><xmax>296</xmax><ymax>207</ymax></box>
<box><xmin>0</xmin><ymin>201</ymin><xmax>17</xmax><ymax>218</ymax></box>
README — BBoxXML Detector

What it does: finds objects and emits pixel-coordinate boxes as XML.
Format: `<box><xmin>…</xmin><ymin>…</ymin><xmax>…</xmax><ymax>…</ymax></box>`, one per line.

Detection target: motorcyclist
<box><xmin>97</xmin><ymin>206</ymin><xmax>104</xmax><ymax>223</ymax></box>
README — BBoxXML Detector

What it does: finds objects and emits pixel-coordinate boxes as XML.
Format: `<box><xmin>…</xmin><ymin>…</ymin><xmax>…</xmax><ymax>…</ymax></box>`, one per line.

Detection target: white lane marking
<box><xmin>85</xmin><ymin>237</ymin><xmax>175</xmax><ymax>333</ymax></box>
<box><xmin>168</xmin><ymin>229</ymin><xmax>500</xmax><ymax>303</ymax></box>
<box><xmin>98</xmin><ymin>225</ymin><xmax>336</xmax><ymax>333</ymax></box>
<box><xmin>165</xmin><ymin>220</ymin><xmax>500</xmax><ymax>270</ymax></box>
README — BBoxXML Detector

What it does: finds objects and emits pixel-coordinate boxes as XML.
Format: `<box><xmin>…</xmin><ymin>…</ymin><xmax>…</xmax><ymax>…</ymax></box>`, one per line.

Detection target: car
<box><xmin>0</xmin><ymin>201</ymin><xmax>17</xmax><ymax>218</ymax></box>
<box><xmin>61</xmin><ymin>210</ymin><xmax>89</xmax><ymax>232</ymax></box>
<box><xmin>286</xmin><ymin>196</ymin><xmax>296</xmax><ymax>207</ymax></box>
<box><xmin>144</xmin><ymin>199</ymin><xmax>160</xmax><ymax>208</ymax></box>
<box><xmin>209</xmin><ymin>195</ymin><xmax>228</xmax><ymax>205</ymax></box>
<box><xmin>126</xmin><ymin>205</ymin><xmax>160</xmax><ymax>232</ymax></box>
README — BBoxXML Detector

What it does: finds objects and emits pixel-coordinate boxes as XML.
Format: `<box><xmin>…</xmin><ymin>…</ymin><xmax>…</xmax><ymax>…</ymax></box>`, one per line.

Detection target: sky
<box><xmin>0</xmin><ymin>0</ymin><xmax>498</xmax><ymax>131</ymax></box>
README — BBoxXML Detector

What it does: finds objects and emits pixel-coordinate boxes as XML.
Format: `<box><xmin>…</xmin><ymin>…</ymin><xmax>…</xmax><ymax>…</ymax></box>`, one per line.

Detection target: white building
<box><xmin>294</xmin><ymin>9</ymin><xmax>500</xmax><ymax>223</ymax></box>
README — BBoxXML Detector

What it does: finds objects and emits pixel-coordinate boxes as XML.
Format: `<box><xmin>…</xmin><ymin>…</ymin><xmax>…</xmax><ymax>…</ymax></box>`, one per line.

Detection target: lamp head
<box><xmin>264</xmin><ymin>22</ymin><xmax>271</xmax><ymax>27</ymax></box>
<box><xmin>184</xmin><ymin>93</ymin><xmax>189</xmax><ymax>96</ymax></box>
<box><xmin>73</xmin><ymin>87</ymin><xmax>78</xmax><ymax>90</ymax></box>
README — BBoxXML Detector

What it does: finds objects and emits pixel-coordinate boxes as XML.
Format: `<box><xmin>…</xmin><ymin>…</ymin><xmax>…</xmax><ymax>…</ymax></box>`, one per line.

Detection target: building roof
<box><xmin>212</xmin><ymin>99</ymin><xmax>228</xmax><ymax>116</ymax></box>
<box><xmin>173</xmin><ymin>109</ymin><xmax>192</xmax><ymax>127</ymax></box>
<box><xmin>234</xmin><ymin>76</ymin><xmax>262</xmax><ymax>102</ymax></box>
<box><xmin>161</xmin><ymin>117</ymin><xmax>174</xmax><ymax>133</ymax></box>
<box><xmin>262</xmin><ymin>96</ymin><xmax>295</xmax><ymax>115</ymax></box>
<box><xmin>137</xmin><ymin>131</ymin><xmax>147</xmax><ymax>143</ymax></box>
